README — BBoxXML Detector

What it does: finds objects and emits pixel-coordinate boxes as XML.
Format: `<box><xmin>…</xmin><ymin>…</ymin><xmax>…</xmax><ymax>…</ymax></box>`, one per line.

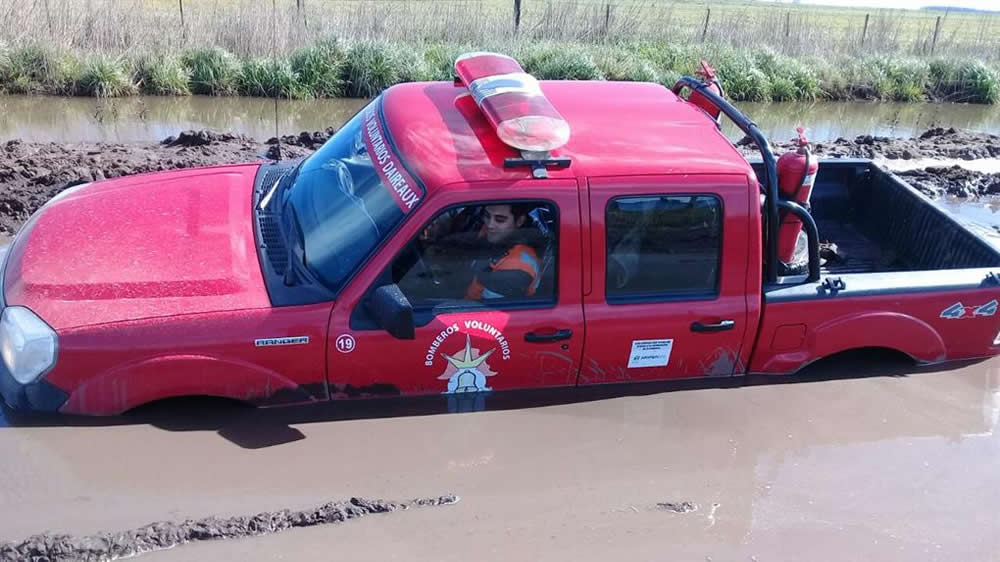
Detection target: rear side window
<box><xmin>605</xmin><ymin>195</ymin><xmax>722</xmax><ymax>301</ymax></box>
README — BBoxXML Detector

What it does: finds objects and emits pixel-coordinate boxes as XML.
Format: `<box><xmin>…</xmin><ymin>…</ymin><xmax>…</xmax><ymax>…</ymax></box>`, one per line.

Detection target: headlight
<box><xmin>0</xmin><ymin>243</ymin><xmax>9</xmax><ymax>308</ymax></box>
<box><xmin>0</xmin><ymin>306</ymin><xmax>57</xmax><ymax>384</ymax></box>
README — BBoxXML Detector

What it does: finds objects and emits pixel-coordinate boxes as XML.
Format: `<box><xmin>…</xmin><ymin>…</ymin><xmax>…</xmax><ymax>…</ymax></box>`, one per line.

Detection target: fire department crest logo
<box><xmin>438</xmin><ymin>334</ymin><xmax>498</xmax><ymax>393</ymax></box>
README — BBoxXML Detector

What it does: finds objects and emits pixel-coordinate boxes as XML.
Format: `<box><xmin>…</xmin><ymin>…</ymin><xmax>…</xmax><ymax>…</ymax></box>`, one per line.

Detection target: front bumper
<box><xmin>0</xmin><ymin>357</ymin><xmax>67</xmax><ymax>413</ymax></box>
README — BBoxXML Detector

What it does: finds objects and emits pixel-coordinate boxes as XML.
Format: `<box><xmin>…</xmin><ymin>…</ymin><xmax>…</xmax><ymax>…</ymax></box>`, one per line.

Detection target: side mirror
<box><xmin>371</xmin><ymin>284</ymin><xmax>415</xmax><ymax>340</ymax></box>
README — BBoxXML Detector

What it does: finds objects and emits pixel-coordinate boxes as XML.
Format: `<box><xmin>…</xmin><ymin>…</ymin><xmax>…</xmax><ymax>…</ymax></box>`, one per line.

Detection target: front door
<box><xmin>328</xmin><ymin>182</ymin><xmax>584</xmax><ymax>401</ymax></box>
<box><xmin>581</xmin><ymin>174</ymin><xmax>753</xmax><ymax>384</ymax></box>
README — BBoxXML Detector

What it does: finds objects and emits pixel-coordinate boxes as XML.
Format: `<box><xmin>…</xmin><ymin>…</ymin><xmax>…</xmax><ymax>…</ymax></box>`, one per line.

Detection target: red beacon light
<box><xmin>454</xmin><ymin>52</ymin><xmax>571</xmax><ymax>155</ymax></box>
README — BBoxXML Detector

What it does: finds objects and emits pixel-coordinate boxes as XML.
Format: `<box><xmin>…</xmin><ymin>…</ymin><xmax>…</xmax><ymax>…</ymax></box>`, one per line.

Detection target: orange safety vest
<box><xmin>465</xmin><ymin>244</ymin><xmax>541</xmax><ymax>300</ymax></box>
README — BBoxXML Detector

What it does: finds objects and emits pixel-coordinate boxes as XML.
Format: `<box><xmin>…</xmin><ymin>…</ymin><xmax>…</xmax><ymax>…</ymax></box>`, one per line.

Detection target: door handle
<box><xmin>691</xmin><ymin>320</ymin><xmax>735</xmax><ymax>333</ymax></box>
<box><xmin>525</xmin><ymin>329</ymin><xmax>573</xmax><ymax>343</ymax></box>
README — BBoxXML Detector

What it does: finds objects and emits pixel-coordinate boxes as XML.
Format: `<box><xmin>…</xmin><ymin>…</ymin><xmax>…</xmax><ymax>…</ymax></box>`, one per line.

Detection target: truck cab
<box><xmin>312</xmin><ymin>68</ymin><xmax>768</xmax><ymax>401</ymax></box>
<box><xmin>3</xmin><ymin>53</ymin><xmax>999</xmax><ymax>416</ymax></box>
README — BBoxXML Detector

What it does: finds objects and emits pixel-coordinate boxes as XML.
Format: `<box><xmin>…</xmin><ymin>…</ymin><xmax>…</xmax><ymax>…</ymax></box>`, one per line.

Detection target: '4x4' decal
<box><xmin>941</xmin><ymin>300</ymin><xmax>998</xmax><ymax>319</ymax></box>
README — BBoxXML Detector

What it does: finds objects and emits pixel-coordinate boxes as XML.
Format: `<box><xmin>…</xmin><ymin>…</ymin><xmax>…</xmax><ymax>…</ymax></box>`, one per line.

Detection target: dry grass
<box><xmin>0</xmin><ymin>0</ymin><xmax>997</xmax><ymax>60</ymax></box>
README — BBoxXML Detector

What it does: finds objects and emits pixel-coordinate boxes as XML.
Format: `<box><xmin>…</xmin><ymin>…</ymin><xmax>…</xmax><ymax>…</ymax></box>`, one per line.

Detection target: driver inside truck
<box><xmin>464</xmin><ymin>203</ymin><xmax>543</xmax><ymax>300</ymax></box>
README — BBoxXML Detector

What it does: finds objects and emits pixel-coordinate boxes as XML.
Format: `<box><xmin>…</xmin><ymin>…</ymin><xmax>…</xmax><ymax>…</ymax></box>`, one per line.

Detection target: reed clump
<box><xmin>0</xmin><ymin>39</ymin><xmax>996</xmax><ymax>104</ymax></box>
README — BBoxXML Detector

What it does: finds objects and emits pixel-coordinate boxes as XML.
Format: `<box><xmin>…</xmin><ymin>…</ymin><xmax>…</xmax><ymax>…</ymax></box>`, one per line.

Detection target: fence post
<box><xmin>861</xmin><ymin>13</ymin><xmax>869</xmax><ymax>46</ymax></box>
<box><xmin>296</xmin><ymin>0</ymin><xmax>309</xmax><ymax>30</ymax></box>
<box><xmin>931</xmin><ymin>15</ymin><xmax>941</xmax><ymax>55</ymax></box>
<box><xmin>43</xmin><ymin>0</ymin><xmax>53</xmax><ymax>34</ymax></box>
<box><xmin>514</xmin><ymin>0</ymin><xmax>521</xmax><ymax>35</ymax></box>
<box><xmin>701</xmin><ymin>7</ymin><xmax>710</xmax><ymax>41</ymax></box>
<box><xmin>178</xmin><ymin>0</ymin><xmax>186</xmax><ymax>40</ymax></box>
<box><xmin>784</xmin><ymin>11</ymin><xmax>790</xmax><ymax>38</ymax></box>
<box><xmin>604</xmin><ymin>3</ymin><xmax>611</xmax><ymax>38</ymax></box>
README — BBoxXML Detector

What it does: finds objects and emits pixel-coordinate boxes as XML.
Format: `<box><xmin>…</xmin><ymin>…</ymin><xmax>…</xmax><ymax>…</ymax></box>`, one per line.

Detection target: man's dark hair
<box><xmin>509</xmin><ymin>202</ymin><xmax>535</xmax><ymax>221</ymax></box>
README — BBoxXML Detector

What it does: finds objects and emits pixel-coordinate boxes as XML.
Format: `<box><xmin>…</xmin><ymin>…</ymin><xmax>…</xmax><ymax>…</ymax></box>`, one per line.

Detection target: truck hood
<box><xmin>2</xmin><ymin>164</ymin><xmax>270</xmax><ymax>330</ymax></box>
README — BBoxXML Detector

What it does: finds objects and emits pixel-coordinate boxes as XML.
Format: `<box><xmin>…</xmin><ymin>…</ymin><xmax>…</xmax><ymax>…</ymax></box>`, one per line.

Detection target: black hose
<box><xmin>776</xmin><ymin>200</ymin><xmax>821</xmax><ymax>282</ymax></box>
<box><xmin>672</xmin><ymin>77</ymin><xmax>780</xmax><ymax>283</ymax></box>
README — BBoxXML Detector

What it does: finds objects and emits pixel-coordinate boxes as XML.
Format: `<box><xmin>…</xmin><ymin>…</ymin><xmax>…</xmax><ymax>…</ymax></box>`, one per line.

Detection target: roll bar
<box><xmin>672</xmin><ymin>76</ymin><xmax>820</xmax><ymax>283</ymax></box>
<box><xmin>777</xmin><ymin>200</ymin><xmax>821</xmax><ymax>282</ymax></box>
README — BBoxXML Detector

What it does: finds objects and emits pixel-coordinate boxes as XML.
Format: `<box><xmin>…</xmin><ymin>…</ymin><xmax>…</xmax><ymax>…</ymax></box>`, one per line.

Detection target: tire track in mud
<box><xmin>0</xmin><ymin>495</ymin><xmax>459</xmax><ymax>562</ymax></box>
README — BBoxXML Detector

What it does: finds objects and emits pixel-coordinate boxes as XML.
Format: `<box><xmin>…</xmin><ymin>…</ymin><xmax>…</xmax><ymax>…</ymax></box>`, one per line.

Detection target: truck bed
<box><xmin>755</xmin><ymin>159</ymin><xmax>1000</xmax><ymax>275</ymax></box>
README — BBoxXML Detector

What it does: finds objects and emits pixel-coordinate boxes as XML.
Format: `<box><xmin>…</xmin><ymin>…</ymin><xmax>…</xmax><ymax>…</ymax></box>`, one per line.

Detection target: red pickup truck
<box><xmin>2</xmin><ymin>53</ymin><xmax>999</xmax><ymax>416</ymax></box>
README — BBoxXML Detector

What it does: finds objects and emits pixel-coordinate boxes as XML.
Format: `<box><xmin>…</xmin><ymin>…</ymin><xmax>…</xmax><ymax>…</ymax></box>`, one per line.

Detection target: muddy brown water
<box><xmin>0</xmin><ymin>95</ymin><xmax>369</xmax><ymax>144</ymax></box>
<box><xmin>2</xmin><ymin>357</ymin><xmax>999</xmax><ymax>560</ymax></box>
<box><xmin>3</xmin><ymin>96</ymin><xmax>1000</xmax><ymax>145</ymax></box>
<box><xmin>3</xmin><ymin>96</ymin><xmax>1000</xmax><ymax>560</ymax></box>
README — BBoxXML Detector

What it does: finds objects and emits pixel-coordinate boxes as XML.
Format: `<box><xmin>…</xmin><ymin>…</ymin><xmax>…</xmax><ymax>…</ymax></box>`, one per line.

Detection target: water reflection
<box><xmin>0</xmin><ymin>95</ymin><xmax>368</xmax><ymax>143</ymax></box>
<box><xmin>2</xmin><ymin>95</ymin><xmax>1000</xmax><ymax>144</ymax></box>
<box><xmin>730</xmin><ymin>100</ymin><xmax>1000</xmax><ymax>143</ymax></box>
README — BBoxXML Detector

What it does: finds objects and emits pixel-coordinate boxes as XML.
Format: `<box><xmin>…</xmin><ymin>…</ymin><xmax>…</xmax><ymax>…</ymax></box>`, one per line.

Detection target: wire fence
<box><xmin>1</xmin><ymin>0</ymin><xmax>998</xmax><ymax>59</ymax></box>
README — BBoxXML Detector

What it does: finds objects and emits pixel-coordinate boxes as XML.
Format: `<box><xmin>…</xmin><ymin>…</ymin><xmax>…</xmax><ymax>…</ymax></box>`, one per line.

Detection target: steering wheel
<box><xmin>412</xmin><ymin>244</ymin><xmax>442</xmax><ymax>288</ymax></box>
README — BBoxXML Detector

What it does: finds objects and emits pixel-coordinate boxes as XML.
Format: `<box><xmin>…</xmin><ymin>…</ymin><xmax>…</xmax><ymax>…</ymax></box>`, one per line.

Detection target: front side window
<box><xmin>606</xmin><ymin>195</ymin><xmax>722</xmax><ymax>301</ymax></box>
<box><xmin>389</xmin><ymin>201</ymin><xmax>558</xmax><ymax>307</ymax></box>
<box><xmin>284</xmin><ymin>97</ymin><xmax>423</xmax><ymax>292</ymax></box>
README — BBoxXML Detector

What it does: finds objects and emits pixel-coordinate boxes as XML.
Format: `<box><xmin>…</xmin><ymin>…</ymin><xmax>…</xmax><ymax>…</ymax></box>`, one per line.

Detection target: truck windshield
<box><xmin>286</xmin><ymin>98</ymin><xmax>423</xmax><ymax>292</ymax></box>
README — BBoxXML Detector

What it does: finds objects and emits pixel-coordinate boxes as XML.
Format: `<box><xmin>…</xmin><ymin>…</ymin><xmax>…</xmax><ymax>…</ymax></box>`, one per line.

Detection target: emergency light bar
<box><xmin>454</xmin><ymin>52</ymin><xmax>570</xmax><ymax>153</ymax></box>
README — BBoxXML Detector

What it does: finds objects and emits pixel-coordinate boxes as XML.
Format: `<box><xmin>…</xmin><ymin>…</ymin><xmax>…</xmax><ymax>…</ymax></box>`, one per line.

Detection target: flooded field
<box><xmin>0</xmin><ymin>95</ymin><xmax>367</xmax><ymax>143</ymax></box>
<box><xmin>2</xmin><ymin>356</ymin><xmax>999</xmax><ymax>561</ymax></box>
<box><xmin>2</xmin><ymin>95</ymin><xmax>1000</xmax><ymax>145</ymax></box>
<box><xmin>2</xmin><ymin>94</ymin><xmax>1000</xmax><ymax>560</ymax></box>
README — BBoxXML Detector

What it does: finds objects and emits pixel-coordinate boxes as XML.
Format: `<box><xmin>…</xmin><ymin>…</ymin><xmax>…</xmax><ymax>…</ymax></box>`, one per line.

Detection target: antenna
<box><xmin>271</xmin><ymin>0</ymin><xmax>282</xmax><ymax>161</ymax></box>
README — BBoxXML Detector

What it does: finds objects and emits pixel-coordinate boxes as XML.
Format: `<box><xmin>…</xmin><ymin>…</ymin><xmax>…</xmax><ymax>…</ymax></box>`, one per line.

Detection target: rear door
<box><xmin>581</xmin><ymin>174</ymin><xmax>753</xmax><ymax>383</ymax></box>
<box><xmin>328</xmin><ymin>181</ymin><xmax>584</xmax><ymax>399</ymax></box>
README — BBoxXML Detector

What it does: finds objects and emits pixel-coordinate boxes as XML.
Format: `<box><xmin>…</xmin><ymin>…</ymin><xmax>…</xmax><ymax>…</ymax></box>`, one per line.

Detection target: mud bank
<box><xmin>0</xmin><ymin>131</ymin><xmax>315</xmax><ymax>234</ymax></box>
<box><xmin>758</xmin><ymin>127</ymin><xmax>1000</xmax><ymax>161</ymax></box>
<box><xmin>738</xmin><ymin>127</ymin><xmax>1000</xmax><ymax>198</ymax></box>
<box><xmin>0</xmin><ymin>127</ymin><xmax>997</xmax><ymax>234</ymax></box>
<box><xmin>896</xmin><ymin>166</ymin><xmax>1000</xmax><ymax>198</ymax></box>
<box><xmin>0</xmin><ymin>495</ymin><xmax>458</xmax><ymax>562</ymax></box>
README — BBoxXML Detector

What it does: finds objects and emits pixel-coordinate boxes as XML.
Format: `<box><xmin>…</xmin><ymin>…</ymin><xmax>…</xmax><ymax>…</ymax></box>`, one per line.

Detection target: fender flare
<box><xmin>61</xmin><ymin>354</ymin><xmax>306</xmax><ymax>416</ymax></box>
<box><xmin>756</xmin><ymin>311</ymin><xmax>946</xmax><ymax>374</ymax></box>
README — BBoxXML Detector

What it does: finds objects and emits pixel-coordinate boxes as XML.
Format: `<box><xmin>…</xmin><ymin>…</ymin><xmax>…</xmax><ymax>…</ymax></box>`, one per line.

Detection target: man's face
<box><xmin>483</xmin><ymin>205</ymin><xmax>523</xmax><ymax>245</ymax></box>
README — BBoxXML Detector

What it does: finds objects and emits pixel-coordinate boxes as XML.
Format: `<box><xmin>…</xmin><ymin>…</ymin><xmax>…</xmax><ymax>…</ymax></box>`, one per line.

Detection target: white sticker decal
<box><xmin>335</xmin><ymin>334</ymin><xmax>357</xmax><ymax>353</ymax></box>
<box><xmin>627</xmin><ymin>339</ymin><xmax>674</xmax><ymax>368</ymax></box>
<box><xmin>255</xmin><ymin>336</ymin><xmax>310</xmax><ymax>347</ymax></box>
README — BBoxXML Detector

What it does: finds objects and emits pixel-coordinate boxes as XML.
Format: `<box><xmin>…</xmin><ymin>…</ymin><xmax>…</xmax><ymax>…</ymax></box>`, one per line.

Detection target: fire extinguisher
<box><xmin>776</xmin><ymin>127</ymin><xmax>819</xmax><ymax>264</ymax></box>
<box><xmin>689</xmin><ymin>60</ymin><xmax>724</xmax><ymax>122</ymax></box>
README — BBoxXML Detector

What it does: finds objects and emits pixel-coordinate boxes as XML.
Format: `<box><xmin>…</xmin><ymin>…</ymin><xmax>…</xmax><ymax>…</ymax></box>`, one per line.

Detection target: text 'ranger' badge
<box><xmin>255</xmin><ymin>336</ymin><xmax>310</xmax><ymax>347</ymax></box>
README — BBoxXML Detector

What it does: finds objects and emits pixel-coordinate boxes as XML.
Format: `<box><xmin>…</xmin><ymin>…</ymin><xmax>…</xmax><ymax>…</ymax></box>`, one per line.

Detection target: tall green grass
<box><xmin>0</xmin><ymin>44</ymin><xmax>79</xmax><ymax>94</ymax></box>
<box><xmin>518</xmin><ymin>44</ymin><xmax>604</xmax><ymax>80</ymax></box>
<box><xmin>0</xmin><ymin>39</ymin><xmax>997</xmax><ymax>104</ymax></box>
<box><xmin>183</xmin><ymin>47</ymin><xmax>241</xmax><ymax>96</ymax></box>
<box><xmin>290</xmin><ymin>40</ymin><xmax>346</xmax><ymax>98</ymax></box>
<box><xmin>76</xmin><ymin>56</ymin><xmax>138</xmax><ymax>97</ymax></box>
<box><xmin>135</xmin><ymin>54</ymin><xmax>191</xmax><ymax>96</ymax></box>
<box><xmin>342</xmin><ymin>42</ymin><xmax>402</xmax><ymax>98</ymax></box>
<box><xmin>930</xmin><ymin>59</ymin><xmax>1000</xmax><ymax>104</ymax></box>
<box><xmin>238</xmin><ymin>58</ymin><xmax>306</xmax><ymax>98</ymax></box>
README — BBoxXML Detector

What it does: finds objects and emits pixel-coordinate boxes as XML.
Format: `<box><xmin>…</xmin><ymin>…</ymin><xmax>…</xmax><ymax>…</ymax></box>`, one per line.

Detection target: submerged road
<box><xmin>2</xmin><ymin>356</ymin><xmax>999</xmax><ymax>561</ymax></box>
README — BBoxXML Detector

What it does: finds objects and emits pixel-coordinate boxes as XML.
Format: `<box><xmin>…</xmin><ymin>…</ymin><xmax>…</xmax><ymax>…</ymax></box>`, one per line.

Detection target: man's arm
<box><xmin>476</xmin><ymin>269</ymin><xmax>533</xmax><ymax>298</ymax></box>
